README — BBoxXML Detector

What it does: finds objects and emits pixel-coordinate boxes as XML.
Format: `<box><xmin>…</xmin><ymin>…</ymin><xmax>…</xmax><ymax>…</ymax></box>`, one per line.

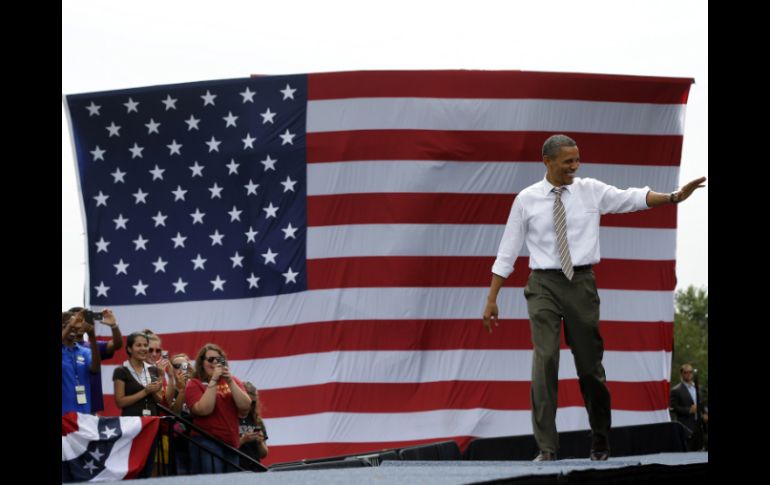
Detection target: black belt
<box><xmin>534</xmin><ymin>264</ymin><xmax>592</xmax><ymax>273</ymax></box>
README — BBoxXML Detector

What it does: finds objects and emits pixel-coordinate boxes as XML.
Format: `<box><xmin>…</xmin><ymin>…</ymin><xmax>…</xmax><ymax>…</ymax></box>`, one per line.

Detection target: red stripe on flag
<box><xmin>307</xmin><ymin>131</ymin><xmax>683</xmax><ymax>165</ymax></box>
<box><xmin>308</xmin><ymin>71</ymin><xmax>693</xmax><ymax>103</ymax></box>
<box><xmin>308</xmin><ymin>193</ymin><xmax>677</xmax><ymax>228</ymax></box>
<box><xmin>103</xmin><ymin>377</ymin><xmax>670</xmax><ymax>425</ymax></box>
<box><xmin>309</xmin><ymin>193</ymin><xmax>513</xmax><ymax>225</ymax></box>
<box><xmin>125</xmin><ymin>417</ymin><xmax>161</xmax><ymax>479</ymax></box>
<box><xmin>61</xmin><ymin>411</ymin><xmax>80</xmax><ymax>436</ymax></box>
<box><xmin>601</xmin><ymin>207</ymin><xmax>677</xmax><ymax>228</ymax></box>
<box><xmin>99</xmin><ymin>319</ymin><xmax>670</xmax><ymax>368</ymax></box>
<box><xmin>262</xmin><ymin>436</ymin><xmax>474</xmax><ymax>466</ymax></box>
<box><xmin>307</xmin><ymin>257</ymin><xmax>676</xmax><ymax>291</ymax></box>
<box><xmin>99</xmin><ymin>402</ymin><xmax>121</xmax><ymax>418</ymax></box>
<box><xmin>256</xmin><ymin>380</ymin><xmax>669</xmax><ymax>418</ymax></box>
<box><xmin>124</xmin><ymin>416</ymin><xmax>160</xmax><ymax>479</ymax></box>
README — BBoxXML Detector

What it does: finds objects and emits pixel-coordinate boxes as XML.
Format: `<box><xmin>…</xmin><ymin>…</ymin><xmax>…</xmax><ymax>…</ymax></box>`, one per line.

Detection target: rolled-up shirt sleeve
<box><xmin>591</xmin><ymin>179</ymin><xmax>651</xmax><ymax>214</ymax></box>
<box><xmin>491</xmin><ymin>195</ymin><xmax>526</xmax><ymax>278</ymax></box>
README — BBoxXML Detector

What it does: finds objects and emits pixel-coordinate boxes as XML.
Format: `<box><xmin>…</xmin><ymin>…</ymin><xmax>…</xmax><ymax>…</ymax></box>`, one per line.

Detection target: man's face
<box><xmin>681</xmin><ymin>366</ymin><xmax>694</xmax><ymax>384</ymax></box>
<box><xmin>63</xmin><ymin>315</ymin><xmax>84</xmax><ymax>343</ymax></box>
<box><xmin>545</xmin><ymin>146</ymin><xmax>580</xmax><ymax>186</ymax></box>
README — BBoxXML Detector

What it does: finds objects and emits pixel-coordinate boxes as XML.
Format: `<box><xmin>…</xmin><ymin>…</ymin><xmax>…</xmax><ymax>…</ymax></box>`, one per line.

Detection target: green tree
<box><xmin>671</xmin><ymin>285</ymin><xmax>708</xmax><ymax>404</ymax></box>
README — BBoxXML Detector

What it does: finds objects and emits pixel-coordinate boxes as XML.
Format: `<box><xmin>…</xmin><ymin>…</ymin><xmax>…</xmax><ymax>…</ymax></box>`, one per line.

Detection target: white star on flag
<box><xmin>161</xmin><ymin>95</ymin><xmax>178</xmax><ymax>110</ymax></box>
<box><xmin>173</xmin><ymin>278</ymin><xmax>188</xmax><ymax>293</ymax></box>
<box><xmin>113</xmin><ymin>259</ymin><xmax>129</xmax><ymax>275</ymax></box>
<box><xmin>261</xmin><ymin>248</ymin><xmax>278</xmax><ymax>264</ymax></box>
<box><xmin>280</xmin><ymin>84</ymin><xmax>296</xmax><ymax>100</ymax></box>
<box><xmin>210</xmin><ymin>275</ymin><xmax>226</xmax><ymax>291</ymax></box>
<box><xmin>171</xmin><ymin>232</ymin><xmax>187</xmax><ymax>248</ymax></box>
<box><xmin>240</xmin><ymin>87</ymin><xmax>256</xmax><ymax>103</ymax></box>
<box><xmin>282</xmin><ymin>267</ymin><xmax>299</xmax><ymax>284</ymax></box>
<box><xmin>132</xmin><ymin>280</ymin><xmax>149</xmax><ymax>296</ymax></box>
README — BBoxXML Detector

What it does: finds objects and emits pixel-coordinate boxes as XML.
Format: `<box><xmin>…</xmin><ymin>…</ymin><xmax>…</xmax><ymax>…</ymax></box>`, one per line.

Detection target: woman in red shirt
<box><xmin>185</xmin><ymin>343</ymin><xmax>252</xmax><ymax>474</ymax></box>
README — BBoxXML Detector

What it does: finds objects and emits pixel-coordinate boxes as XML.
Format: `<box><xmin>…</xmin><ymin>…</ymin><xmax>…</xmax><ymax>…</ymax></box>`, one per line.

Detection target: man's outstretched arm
<box><xmin>646</xmin><ymin>176</ymin><xmax>707</xmax><ymax>207</ymax></box>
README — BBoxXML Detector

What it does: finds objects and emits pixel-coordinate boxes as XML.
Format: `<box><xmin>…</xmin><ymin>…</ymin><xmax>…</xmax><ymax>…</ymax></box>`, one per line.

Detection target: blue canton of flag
<box><xmin>66</xmin><ymin>76</ymin><xmax>307</xmax><ymax>305</ymax></box>
<box><xmin>62</xmin><ymin>415</ymin><xmax>124</xmax><ymax>481</ymax></box>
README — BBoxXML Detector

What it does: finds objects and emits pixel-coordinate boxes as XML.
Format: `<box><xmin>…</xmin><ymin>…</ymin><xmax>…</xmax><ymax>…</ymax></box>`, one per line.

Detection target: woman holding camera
<box><xmin>167</xmin><ymin>353</ymin><xmax>195</xmax><ymax>474</ymax></box>
<box><xmin>238</xmin><ymin>381</ymin><xmax>269</xmax><ymax>470</ymax></box>
<box><xmin>166</xmin><ymin>353</ymin><xmax>194</xmax><ymax>414</ymax></box>
<box><xmin>185</xmin><ymin>343</ymin><xmax>252</xmax><ymax>474</ymax></box>
<box><xmin>113</xmin><ymin>332</ymin><xmax>163</xmax><ymax>416</ymax></box>
<box><xmin>112</xmin><ymin>332</ymin><xmax>164</xmax><ymax>478</ymax></box>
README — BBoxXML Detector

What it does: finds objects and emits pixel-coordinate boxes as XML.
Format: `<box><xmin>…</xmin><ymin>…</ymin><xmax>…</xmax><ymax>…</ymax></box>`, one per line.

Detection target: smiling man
<box><xmin>482</xmin><ymin>134</ymin><xmax>706</xmax><ymax>462</ymax></box>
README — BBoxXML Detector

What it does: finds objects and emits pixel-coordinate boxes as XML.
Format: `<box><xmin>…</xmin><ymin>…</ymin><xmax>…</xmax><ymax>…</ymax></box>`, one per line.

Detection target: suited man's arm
<box><xmin>669</xmin><ymin>388</ymin><xmax>692</xmax><ymax>417</ymax></box>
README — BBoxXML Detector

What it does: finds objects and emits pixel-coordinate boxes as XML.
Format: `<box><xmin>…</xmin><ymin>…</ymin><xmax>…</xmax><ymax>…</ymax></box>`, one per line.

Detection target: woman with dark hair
<box><xmin>185</xmin><ymin>343</ymin><xmax>252</xmax><ymax>474</ymax></box>
<box><xmin>112</xmin><ymin>332</ymin><xmax>163</xmax><ymax>416</ymax></box>
<box><xmin>112</xmin><ymin>332</ymin><xmax>163</xmax><ymax>477</ymax></box>
<box><xmin>238</xmin><ymin>381</ymin><xmax>269</xmax><ymax>470</ymax></box>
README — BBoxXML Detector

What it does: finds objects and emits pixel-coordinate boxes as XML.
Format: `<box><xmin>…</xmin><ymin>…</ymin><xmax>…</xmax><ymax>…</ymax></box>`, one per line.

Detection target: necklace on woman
<box><xmin>128</xmin><ymin>359</ymin><xmax>148</xmax><ymax>386</ymax></box>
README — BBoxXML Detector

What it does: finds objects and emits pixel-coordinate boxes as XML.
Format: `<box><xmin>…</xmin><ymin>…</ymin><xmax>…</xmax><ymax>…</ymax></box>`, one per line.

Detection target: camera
<box><xmin>161</xmin><ymin>350</ymin><xmax>169</xmax><ymax>360</ymax></box>
<box><xmin>180</xmin><ymin>362</ymin><xmax>189</xmax><ymax>372</ymax></box>
<box><xmin>217</xmin><ymin>356</ymin><xmax>226</xmax><ymax>366</ymax></box>
<box><xmin>83</xmin><ymin>310</ymin><xmax>104</xmax><ymax>324</ymax></box>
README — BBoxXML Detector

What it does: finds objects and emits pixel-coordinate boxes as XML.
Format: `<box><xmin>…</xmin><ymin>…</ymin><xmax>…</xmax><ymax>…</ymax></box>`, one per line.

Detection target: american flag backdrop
<box><xmin>65</xmin><ymin>70</ymin><xmax>692</xmax><ymax>465</ymax></box>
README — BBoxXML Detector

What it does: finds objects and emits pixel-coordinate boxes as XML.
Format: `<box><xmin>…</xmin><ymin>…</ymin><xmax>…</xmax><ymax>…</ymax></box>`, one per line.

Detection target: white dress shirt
<box><xmin>491</xmin><ymin>176</ymin><xmax>650</xmax><ymax>278</ymax></box>
<box><xmin>684</xmin><ymin>381</ymin><xmax>697</xmax><ymax>406</ymax></box>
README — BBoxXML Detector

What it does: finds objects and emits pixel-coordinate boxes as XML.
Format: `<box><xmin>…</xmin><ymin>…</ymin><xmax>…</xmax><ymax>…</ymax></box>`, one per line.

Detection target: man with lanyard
<box><xmin>70</xmin><ymin>307</ymin><xmax>122</xmax><ymax>414</ymax></box>
<box><xmin>62</xmin><ymin>309</ymin><xmax>101</xmax><ymax>415</ymax></box>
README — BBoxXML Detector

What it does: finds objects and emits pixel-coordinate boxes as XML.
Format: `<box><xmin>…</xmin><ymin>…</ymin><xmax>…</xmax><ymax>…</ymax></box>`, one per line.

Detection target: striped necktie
<box><xmin>552</xmin><ymin>187</ymin><xmax>574</xmax><ymax>281</ymax></box>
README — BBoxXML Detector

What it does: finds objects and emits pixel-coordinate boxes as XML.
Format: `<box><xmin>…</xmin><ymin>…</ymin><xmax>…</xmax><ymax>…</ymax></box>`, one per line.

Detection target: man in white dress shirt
<box><xmin>482</xmin><ymin>134</ymin><xmax>706</xmax><ymax>461</ymax></box>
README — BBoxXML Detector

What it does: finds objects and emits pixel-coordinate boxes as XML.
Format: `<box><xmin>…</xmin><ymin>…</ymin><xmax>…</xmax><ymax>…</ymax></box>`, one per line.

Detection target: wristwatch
<box><xmin>669</xmin><ymin>191</ymin><xmax>681</xmax><ymax>204</ymax></box>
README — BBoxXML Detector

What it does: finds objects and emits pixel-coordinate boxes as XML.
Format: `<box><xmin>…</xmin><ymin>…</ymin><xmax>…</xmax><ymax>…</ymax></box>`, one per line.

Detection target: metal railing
<box><xmin>152</xmin><ymin>403</ymin><xmax>268</xmax><ymax>475</ymax></box>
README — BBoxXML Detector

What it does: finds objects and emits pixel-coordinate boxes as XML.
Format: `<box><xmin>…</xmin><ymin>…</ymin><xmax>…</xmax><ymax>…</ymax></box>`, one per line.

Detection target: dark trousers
<box><xmin>524</xmin><ymin>268</ymin><xmax>611</xmax><ymax>453</ymax></box>
<box><xmin>189</xmin><ymin>435</ymin><xmax>240</xmax><ymax>474</ymax></box>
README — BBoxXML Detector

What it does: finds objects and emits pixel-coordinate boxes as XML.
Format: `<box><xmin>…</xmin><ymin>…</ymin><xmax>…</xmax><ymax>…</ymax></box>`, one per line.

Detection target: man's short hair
<box><xmin>542</xmin><ymin>134</ymin><xmax>577</xmax><ymax>160</ymax></box>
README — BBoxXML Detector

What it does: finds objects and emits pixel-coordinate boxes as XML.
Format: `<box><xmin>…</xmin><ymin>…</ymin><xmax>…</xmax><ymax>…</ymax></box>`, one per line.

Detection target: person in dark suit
<box><xmin>669</xmin><ymin>363</ymin><xmax>704</xmax><ymax>450</ymax></box>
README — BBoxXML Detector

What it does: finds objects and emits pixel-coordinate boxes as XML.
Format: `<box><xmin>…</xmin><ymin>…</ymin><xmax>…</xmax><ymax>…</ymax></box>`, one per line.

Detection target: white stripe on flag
<box><xmin>307</xmin><ymin>98</ymin><xmax>686</xmax><ymax>135</ymax></box>
<box><xmin>101</xmin><ymin>350</ymin><xmax>670</xmax><ymax>393</ymax></box>
<box><xmin>263</xmin><ymin>408</ymin><xmax>672</xmax><ymax>446</ymax></box>
<box><xmin>95</xmin><ymin>288</ymin><xmax>674</xmax><ymax>337</ymax></box>
<box><xmin>308</xmin><ymin>162</ymin><xmax>680</xmax><ymax>196</ymax></box>
<box><xmin>307</xmin><ymin>225</ymin><xmax>676</xmax><ymax>260</ymax></box>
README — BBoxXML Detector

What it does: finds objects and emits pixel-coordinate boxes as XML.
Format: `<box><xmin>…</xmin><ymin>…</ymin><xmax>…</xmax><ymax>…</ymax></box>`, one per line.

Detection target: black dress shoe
<box><xmin>590</xmin><ymin>449</ymin><xmax>609</xmax><ymax>461</ymax></box>
<box><xmin>533</xmin><ymin>451</ymin><xmax>557</xmax><ymax>461</ymax></box>
<box><xmin>590</xmin><ymin>434</ymin><xmax>610</xmax><ymax>461</ymax></box>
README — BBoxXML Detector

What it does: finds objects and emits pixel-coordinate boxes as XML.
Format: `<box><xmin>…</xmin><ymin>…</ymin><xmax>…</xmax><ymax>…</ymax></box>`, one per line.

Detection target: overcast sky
<box><xmin>62</xmin><ymin>0</ymin><xmax>708</xmax><ymax>308</ymax></box>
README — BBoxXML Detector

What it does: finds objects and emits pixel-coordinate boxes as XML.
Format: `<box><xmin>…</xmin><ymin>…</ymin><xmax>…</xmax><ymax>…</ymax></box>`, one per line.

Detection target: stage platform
<box><xmin>79</xmin><ymin>452</ymin><xmax>707</xmax><ymax>484</ymax></box>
